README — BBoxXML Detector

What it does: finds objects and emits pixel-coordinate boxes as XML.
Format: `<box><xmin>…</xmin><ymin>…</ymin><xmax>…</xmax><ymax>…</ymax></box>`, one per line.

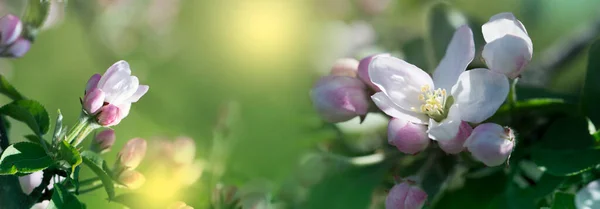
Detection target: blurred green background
<box><xmin>1</xmin><ymin>0</ymin><xmax>600</xmax><ymax>208</ymax></box>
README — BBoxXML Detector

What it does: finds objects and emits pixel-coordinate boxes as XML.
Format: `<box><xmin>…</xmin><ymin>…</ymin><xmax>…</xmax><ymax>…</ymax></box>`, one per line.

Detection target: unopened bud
<box><xmin>91</xmin><ymin>129</ymin><xmax>116</xmax><ymax>153</ymax></box>
<box><xmin>310</xmin><ymin>76</ymin><xmax>369</xmax><ymax>123</ymax></box>
<box><xmin>97</xmin><ymin>104</ymin><xmax>121</xmax><ymax>127</ymax></box>
<box><xmin>330</xmin><ymin>58</ymin><xmax>359</xmax><ymax>77</ymax></box>
<box><xmin>172</xmin><ymin>136</ymin><xmax>196</xmax><ymax>165</ymax></box>
<box><xmin>168</xmin><ymin>201</ymin><xmax>194</xmax><ymax>209</ymax></box>
<box><xmin>358</xmin><ymin>0</ymin><xmax>391</xmax><ymax>16</ymax></box>
<box><xmin>576</xmin><ymin>179</ymin><xmax>600</xmax><ymax>209</ymax></box>
<box><xmin>118</xmin><ymin>138</ymin><xmax>147</xmax><ymax>169</ymax></box>
<box><xmin>385</xmin><ymin>182</ymin><xmax>427</xmax><ymax>209</ymax></box>
<box><xmin>387</xmin><ymin>118</ymin><xmax>429</xmax><ymax>155</ymax></box>
<box><xmin>358</xmin><ymin>54</ymin><xmax>389</xmax><ymax>91</ymax></box>
<box><xmin>0</xmin><ymin>14</ymin><xmax>23</xmax><ymax>46</ymax></box>
<box><xmin>4</xmin><ymin>38</ymin><xmax>31</xmax><ymax>58</ymax></box>
<box><xmin>118</xmin><ymin>170</ymin><xmax>146</xmax><ymax>189</ymax></box>
<box><xmin>437</xmin><ymin>121</ymin><xmax>473</xmax><ymax>154</ymax></box>
<box><xmin>85</xmin><ymin>74</ymin><xmax>102</xmax><ymax>94</ymax></box>
<box><xmin>464</xmin><ymin>123</ymin><xmax>515</xmax><ymax>166</ymax></box>
<box><xmin>83</xmin><ymin>88</ymin><xmax>106</xmax><ymax>114</ymax></box>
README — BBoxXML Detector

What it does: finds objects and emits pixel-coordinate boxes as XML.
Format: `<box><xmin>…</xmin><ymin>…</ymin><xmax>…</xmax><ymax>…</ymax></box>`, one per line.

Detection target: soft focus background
<box><xmin>1</xmin><ymin>0</ymin><xmax>600</xmax><ymax>208</ymax></box>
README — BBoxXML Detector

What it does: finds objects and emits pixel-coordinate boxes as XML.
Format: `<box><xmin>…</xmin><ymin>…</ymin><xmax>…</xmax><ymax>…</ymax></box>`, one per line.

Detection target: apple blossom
<box><xmin>310</xmin><ymin>75</ymin><xmax>369</xmax><ymax>123</ymax></box>
<box><xmin>4</xmin><ymin>38</ymin><xmax>31</xmax><ymax>58</ymax></box>
<box><xmin>369</xmin><ymin>25</ymin><xmax>509</xmax><ymax>142</ymax></box>
<box><xmin>83</xmin><ymin>88</ymin><xmax>105</xmax><ymax>114</ymax></box>
<box><xmin>91</xmin><ymin>129</ymin><xmax>116</xmax><ymax>153</ymax></box>
<box><xmin>118</xmin><ymin>170</ymin><xmax>146</xmax><ymax>189</ymax></box>
<box><xmin>84</xmin><ymin>60</ymin><xmax>149</xmax><ymax>126</ymax></box>
<box><xmin>387</xmin><ymin>117</ymin><xmax>429</xmax><ymax>155</ymax></box>
<box><xmin>19</xmin><ymin>171</ymin><xmax>64</xmax><ymax>209</ymax></box>
<box><xmin>358</xmin><ymin>53</ymin><xmax>389</xmax><ymax>91</ymax></box>
<box><xmin>576</xmin><ymin>179</ymin><xmax>600</xmax><ymax>209</ymax></box>
<box><xmin>385</xmin><ymin>182</ymin><xmax>427</xmax><ymax>209</ymax></box>
<box><xmin>118</xmin><ymin>137</ymin><xmax>147</xmax><ymax>170</ymax></box>
<box><xmin>0</xmin><ymin>14</ymin><xmax>22</xmax><ymax>46</ymax></box>
<box><xmin>464</xmin><ymin>123</ymin><xmax>515</xmax><ymax>166</ymax></box>
<box><xmin>482</xmin><ymin>13</ymin><xmax>533</xmax><ymax>79</ymax></box>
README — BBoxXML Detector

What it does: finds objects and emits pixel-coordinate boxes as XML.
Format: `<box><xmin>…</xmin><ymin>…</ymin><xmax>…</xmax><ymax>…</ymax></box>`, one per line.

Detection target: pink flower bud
<box><xmin>330</xmin><ymin>58</ymin><xmax>359</xmax><ymax>77</ymax></box>
<box><xmin>97</xmin><ymin>104</ymin><xmax>121</xmax><ymax>127</ymax></box>
<box><xmin>437</xmin><ymin>121</ymin><xmax>473</xmax><ymax>154</ymax></box>
<box><xmin>358</xmin><ymin>0</ymin><xmax>391</xmax><ymax>16</ymax></box>
<box><xmin>464</xmin><ymin>123</ymin><xmax>515</xmax><ymax>166</ymax></box>
<box><xmin>84</xmin><ymin>88</ymin><xmax>106</xmax><ymax>114</ymax></box>
<box><xmin>387</xmin><ymin>118</ymin><xmax>429</xmax><ymax>155</ymax></box>
<box><xmin>118</xmin><ymin>170</ymin><xmax>146</xmax><ymax>189</ymax></box>
<box><xmin>91</xmin><ymin>129</ymin><xmax>116</xmax><ymax>153</ymax></box>
<box><xmin>172</xmin><ymin>136</ymin><xmax>196</xmax><ymax>165</ymax></box>
<box><xmin>310</xmin><ymin>76</ymin><xmax>369</xmax><ymax>123</ymax></box>
<box><xmin>5</xmin><ymin>38</ymin><xmax>31</xmax><ymax>58</ymax></box>
<box><xmin>85</xmin><ymin>74</ymin><xmax>102</xmax><ymax>94</ymax></box>
<box><xmin>385</xmin><ymin>182</ymin><xmax>427</xmax><ymax>209</ymax></box>
<box><xmin>0</xmin><ymin>14</ymin><xmax>23</xmax><ymax>46</ymax></box>
<box><xmin>358</xmin><ymin>54</ymin><xmax>390</xmax><ymax>91</ymax></box>
<box><xmin>118</xmin><ymin>138</ymin><xmax>147</xmax><ymax>169</ymax></box>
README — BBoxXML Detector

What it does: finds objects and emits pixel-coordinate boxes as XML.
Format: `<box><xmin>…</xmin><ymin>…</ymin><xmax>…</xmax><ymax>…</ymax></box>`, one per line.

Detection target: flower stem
<box><xmin>65</xmin><ymin>113</ymin><xmax>97</xmax><ymax>146</ymax></box>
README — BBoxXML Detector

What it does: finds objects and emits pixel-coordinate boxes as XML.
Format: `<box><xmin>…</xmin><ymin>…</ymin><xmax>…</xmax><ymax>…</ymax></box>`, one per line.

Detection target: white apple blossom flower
<box><xmin>482</xmin><ymin>12</ymin><xmax>533</xmax><ymax>79</ymax></box>
<box><xmin>576</xmin><ymin>179</ymin><xmax>600</xmax><ymax>209</ymax></box>
<box><xmin>368</xmin><ymin>25</ymin><xmax>509</xmax><ymax>141</ymax></box>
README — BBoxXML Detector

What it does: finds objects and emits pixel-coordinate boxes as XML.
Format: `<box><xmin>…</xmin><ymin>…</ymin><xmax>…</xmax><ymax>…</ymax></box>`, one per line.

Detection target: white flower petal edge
<box><xmin>451</xmin><ymin>68</ymin><xmax>509</xmax><ymax>123</ymax></box>
<box><xmin>428</xmin><ymin>104</ymin><xmax>461</xmax><ymax>141</ymax></box>
<box><xmin>371</xmin><ymin>92</ymin><xmax>429</xmax><ymax>124</ymax></box>
<box><xmin>432</xmin><ymin>25</ymin><xmax>475</xmax><ymax>91</ymax></box>
<box><xmin>369</xmin><ymin>55</ymin><xmax>434</xmax><ymax>111</ymax></box>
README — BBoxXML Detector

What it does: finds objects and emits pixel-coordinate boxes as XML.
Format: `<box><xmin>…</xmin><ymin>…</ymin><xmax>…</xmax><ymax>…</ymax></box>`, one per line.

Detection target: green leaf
<box><xmin>0</xmin><ymin>100</ymin><xmax>50</xmax><ymax>136</ymax></box>
<box><xmin>48</xmin><ymin>183</ymin><xmax>86</xmax><ymax>209</ymax></box>
<box><xmin>532</xmin><ymin>173</ymin><xmax>565</xmax><ymax>198</ymax></box>
<box><xmin>0</xmin><ymin>142</ymin><xmax>52</xmax><ymax>175</ymax></box>
<box><xmin>421</xmin><ymin>154</ymin><xmax>456</xmax><ymax>202</ymax></box>
<box><xmin>59</xmin><ymin>140</ymin><xmax>82</xmax><ymax>174</ymax></box>
<box><xmin>303</xmin><ymin>162</ymin><xmax>392</xmax><ymax>209</ymax></box>
<box><xmin>531</xmin><ymin>116</ymin><xmax>600</xmax><ymax>176</ymax></box>
<box><xmin>434</xmin><ymin>171</ymin><xmax>507</xmax><ymax>209</ymax></box>
<box><xmin>0</xmin><ymin>175</ymin><xmax>29</xmax><ymax>208</ymax></box>
<box><xmin>427</xmin><ymin>2</ymin><xmax>463</xmax><ymax>65</ymax></box>
<box><xmin>551</xmin><ymin>192</ymin><xmax>576</xmax><ymax>209</ymax></box>
<box><xmin>81</xmin><ymin>151</ymin><xmax>115</xmax><ymax>199</ymax></box>
<box><xmin>582</xmin><ymin>40</ymin><xmax>600</xmax><ymax>127</ymax></box>
<box><xmin>22</xmin><ymin>0</ymin><xmax>51</xmax><ymax>39</ymax></box>
<box><xmin>402</xmin><ymin>38</ymin><xmax>429</xmax><ymax>71</ymax></box>
<box><xmin>0</xmin><ymin>75</ymin><xmax>24</xmax><ymax>100</ymax></box>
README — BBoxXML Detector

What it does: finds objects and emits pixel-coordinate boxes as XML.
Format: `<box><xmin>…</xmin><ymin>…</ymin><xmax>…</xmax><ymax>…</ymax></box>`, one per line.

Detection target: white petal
<box><xmin>369</xmin><ymin>56</ymin><xmax>433</xmax><ymax>110</ymax></box>
<box><xmin>482</xmin><ymin>12</ymin><xmax>532</xmax><ymax>53</ymax></box>
<box><xmin>98</xmin><ymin>60</ymin><xmax>131</xmax><ymax>89</ymax></box>
<box><xmin>103</xmin><ymin>74</ymin><xmax>139</xmax><ymax>105</ymax></box>
<box><xmin>432</xmin><ymin>25</ymin><xmax>475</xmax><ymax>90</ymax></box>
<box><xmin>482</xmin><ymin>32</ymin><xmax>532</xmax><ymax>79</ymax></box>
<box><xmin>451</xmin><ymin>68</ymin><xmax>509</xmax><ymax>123</ymax></box>
<box><xmin>126</xmin><ymin>85</ymin><xmax>149</xmax><ymax>103</ymax></box>
<box><xmin>372</xmin><ymin>92</ymin><xmax>428</xmax><ymax>124</ymax></box>
<box><xmin>117</xmin><ymin>103</ymin><xmax>132</xmax><ymax>120</ymax></box>
<box><xmin>428</xmin><ymin>104</ymin><xmax>462</xmax><ymax>141</ymax></box>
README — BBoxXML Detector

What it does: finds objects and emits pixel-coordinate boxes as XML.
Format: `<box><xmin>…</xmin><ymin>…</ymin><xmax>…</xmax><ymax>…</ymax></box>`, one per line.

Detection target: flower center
<box><xmin>416</xmin><ymin>84</ymin><xmax>450</xmax><ymax>122</ymax></box>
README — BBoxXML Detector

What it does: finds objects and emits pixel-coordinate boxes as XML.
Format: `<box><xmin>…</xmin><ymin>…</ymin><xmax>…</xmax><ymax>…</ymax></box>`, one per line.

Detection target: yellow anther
<box><xmin>421</xmin><ymin>85</ymin><xmax>430</xmax><ymax>92</ymax></box>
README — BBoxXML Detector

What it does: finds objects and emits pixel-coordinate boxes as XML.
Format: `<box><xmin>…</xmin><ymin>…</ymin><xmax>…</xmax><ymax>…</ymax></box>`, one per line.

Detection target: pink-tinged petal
<box><xmin>85</xmin><ymin>74</ymin><xmax>102</xmax><ymax>93</ymax></box>
<box><xmin>118</xmin><ymin>138</ymin><xmax>147</xmax><ymax>169</ymax></box>
<box><xmin>405</xmin><ymin>186</ymin><xmax>427</xmax><ymax>209</ymax></box>
<box><xmin>5</xmin><ymin>38</ymin><xmax>30</xmax><ymax>58</ymax></box>
<box><xmin>451</xmin><ymin>68</ymin><xmax>509</xmax><ymax>123</ymax></box>
<box><xmin>432</xmin><ymin>25</ymin><xmax>475</xmax><ymax>90</ymax></box>
<box><xmin>19</xmin><ymin>171</ymin><xmax>43</xmax><ymax>195</ymax></box>
<box><xmin>83</xmin><ymin>88</ymin><xmax>106</xmax><ymax>114</ymax></box>
<box><xmin>369</xmin><ymin>55</ymin><xmax>434</xmax><ymax>110</ymax></box>
<box><xmin>92</xmin><ymin>129</ymin><xmax>116</xmax><ymax>153</ymax></box>
<box><xmin>437</xmin><ymin>121</ymin><xmax>472</xmax><ymax>154</ymax></box>
<box><xmin>126</xmin><ymin>85</ymin><xmax>149</xmax><ymax>103</ymax></box>
<box><xmin>464</xmin><ymin>123</ymin><xmax>515</xmax><ymax>166</ymax></box>
<box><xmin>372</xmin><ymin>92</ymin><xmax>428</xmax><ymax>124</ymax></box>
<box><xmin>103</xmin><ymin>74</ymin><xmax>140</xmax><ymax>105</ymax></box>
<box><xmin>97</xmin><ymin>104</ymin><xmax>122</xmax><ymax>127</ymax></box>
<box><xmin>386</xmin><ymin>183</ymin><xmax>410</xmax><ymax>209</ymax></box>
<box><xmin>428</xmin><ymin>104</ymin><xmax>462</xmax><ymax>141</ymax></box>
<box><xmin>482</xmin><ymin>13</ymin><xmax>531</xmax><ymax>45</ymax></box>
<box><xmin>117</xmin><ymin>102</ymin><xmax>132</xmax><ymax>120</ymax></box>
<box><xmin>482</xmin><ymin>35</ymin><xmax>531</xmax><ymax>79</ymax></box>
<box><xmin>118</xmin><ymin>170</ymin><xmax>146</xmax><ymax>189</ymax></box>
<box><xmin>330</xmin><ymin>58</ymin><xmax>359</xmax><ymax>77</ymax></box>
<box><xmin>388</xmin><ymin>118</ymin><xmax>429</xmax><ymax>154</ymax></box>
<box><xmin>358</xmin><ymin>53</ymin><xmax>390</xmax><ymax>91</ymax></box>
<box><xmin>310</xmin><ymin>76</ymin><xmax>369</xmax><ymax>123</ymax></box>
<box><xmin>98</xmin><ymin>60</ymin><xmax>131</xmax><ymax>90</ymax></box>
<box><xmin>0</xmin><ymin>14</ymin><xmax>23</xmax><ymax>45</ymax></box>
